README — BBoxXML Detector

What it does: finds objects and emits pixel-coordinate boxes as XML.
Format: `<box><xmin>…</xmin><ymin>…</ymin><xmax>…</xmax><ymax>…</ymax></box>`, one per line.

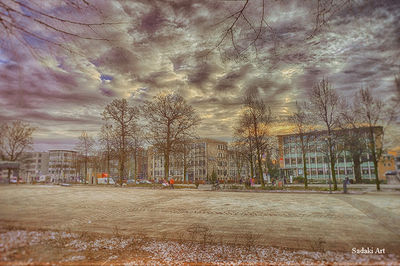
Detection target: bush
<box><xmin>293</xmin><ymin>176</ymin><xmax>304</xmax><ymax>184</ymax></box>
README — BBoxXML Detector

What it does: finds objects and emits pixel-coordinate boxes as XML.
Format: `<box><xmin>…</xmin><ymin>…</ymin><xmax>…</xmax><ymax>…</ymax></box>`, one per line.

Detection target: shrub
<box><xmin>293</xmin><ymin>176</ymin><xmax>304</xmax><ymax>183</ymax></box>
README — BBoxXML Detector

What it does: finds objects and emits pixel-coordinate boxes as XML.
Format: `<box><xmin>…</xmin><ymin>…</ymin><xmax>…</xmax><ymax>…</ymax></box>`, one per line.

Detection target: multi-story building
<box><xmin>227</xmin><ymin>149</ymin><xmax>250</xmax><ymax>181</ymax></box>
<box><xmin>0</xmin><ymin>161</ymin><xmax>20</xmax><ymax>183</ymax></box>
<box><xmin>147</xmin><ymin>138</ymin><xmax>229</xmax><ymax>182</ymax></box>
<box><xmin>277</xmin><ymin>127</ymin><xmax>384</xmax><ymax>182</ymax></box>
<box><xmin>396</xmin><ymin>152</ymin><xmax>400</xmax><ymax>177</ymax></box>
<box><xmin>378</xmin><ymin>153</ymin><xmax>396</xmax><ymax>180</ymax></box>
<box><xmin>20</xmin><ymin>152</ymin><xmax>49</xmax><ymax>182</ymax></box>
<box><xmin>126</xmin><ymin>148</ymin><xmax>148</xmax><ymax>179</ymax></box>
<box><xmin>48</xmin><ymin>150</ymin><xmax>78</xmax><ymax>182</ymax></box>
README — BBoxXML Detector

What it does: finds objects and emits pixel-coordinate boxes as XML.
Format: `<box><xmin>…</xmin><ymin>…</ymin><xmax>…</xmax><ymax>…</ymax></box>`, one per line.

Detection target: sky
<box><xmin>0</xmin><ymin>0</ymin><xmax>399</xmax><ymax>151</ymax></box>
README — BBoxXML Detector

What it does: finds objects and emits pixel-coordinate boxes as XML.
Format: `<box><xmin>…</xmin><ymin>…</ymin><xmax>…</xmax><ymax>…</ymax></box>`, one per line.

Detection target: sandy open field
<box><xmin>1</xmin><ymin>185</ymin><xmax>399</xmax><ymax>254</ymax></box>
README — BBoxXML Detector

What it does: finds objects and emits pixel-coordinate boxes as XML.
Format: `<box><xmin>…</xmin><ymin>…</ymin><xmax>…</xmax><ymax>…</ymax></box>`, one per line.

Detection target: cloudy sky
<box><xmin>0</xmin><ymin>0</ymin><xmax>399</xmax><ymax>151</ymax></box>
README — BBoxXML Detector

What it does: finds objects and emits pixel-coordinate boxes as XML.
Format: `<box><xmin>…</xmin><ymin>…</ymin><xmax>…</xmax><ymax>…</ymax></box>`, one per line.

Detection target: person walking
<box><xmin>169</xmin><ymin>178</ymin><xmax>175</xmax><ymax>189</ymax></box>
<box><xmin>343</xmin><ymin>177</ymin><xmax>350</xmax><ymax>194</ymax></box>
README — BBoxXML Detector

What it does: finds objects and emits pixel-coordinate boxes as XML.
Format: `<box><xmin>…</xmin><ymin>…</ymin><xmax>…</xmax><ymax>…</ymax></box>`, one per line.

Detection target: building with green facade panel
<box><xmin>278</xmin><ymin>126</ymin><xmax>383</xmax><ymax>182</ymax></box>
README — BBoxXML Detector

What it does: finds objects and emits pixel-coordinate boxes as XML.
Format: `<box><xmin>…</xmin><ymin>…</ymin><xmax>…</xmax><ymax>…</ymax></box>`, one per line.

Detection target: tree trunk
<box><xmin>303</xmin><ymin>152</ymin><xmax>308</xmax><ymax>189</ymax></box>
<box><xmin>84</xmin><ymin>158</ymin><xmax>87</xmax><ymax>184</ymax></box>
<box><xmin>300</xmin><ymin>137</ymin><xmax>308</xmax><ymax>188</ymax></box>
<box><xmin>249</xmin><ymin>157</ymin><xmax>254</xmax><ymax>180</ymax></box>
<box><xmin>183</xmin><ymin>148</ymin><xmax>187</xmax><ymax>183</ymax></box>
<box><xmin>352</xmin><ymin>154</ymin><xmax>362</xmax><ymax>183</ymax></box>
<box><xmin>257</xmin><ymin>152</ymin><xmax>265</xmax><ymax>187</ymax></box>
<box><xmin>374</xmin><ymin>159</ymin><xmax>380</xmax><ymax>190</ymax></box>
<box><xmin>119</xmin><ymin>152</ymin><xmax>124</xmax><ymax>186</ymax></box>
<box><xmin>107</xmin><ymin>151</ymin><xmax>110</xmax><ymax>185</ymax></box>
<box><xmin>7</xmin><ymin>168</ymin><xmax>11</xmax><ymax>184</ymax></box>
<box><xmin>328</xmin><ymin>137</ymin><xmax>338</xmax><ymax>190</ymax></box>
<box><xmin>164</xmin><ymin>151</ymin><xmax>170</xmax><ymax>179</ymax></box>
<box><xmin>134</xmin><ymin>148</ymin><xmax>138</xmax><ymax>183</ymax></box>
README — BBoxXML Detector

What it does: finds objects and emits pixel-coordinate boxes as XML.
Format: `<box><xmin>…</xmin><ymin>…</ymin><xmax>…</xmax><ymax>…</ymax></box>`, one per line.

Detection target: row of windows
<box><xmin>217</xmin><ymin>169</ymin><xmax>227</xmax><ymax>176</ymax></box>
<box><xmin>296</xmin><ymin>167</ymin><xmax>374</xmax><ymax>176</ymax></box>
<box><xmin>217</xmin><ymin>144</ymin><xmax>227</xmax><ymax>150</ymax></box>
<box><xmin>285</xmin><ymin>155</ymin><xmax>373</xmax><ymax>165</ymax></box>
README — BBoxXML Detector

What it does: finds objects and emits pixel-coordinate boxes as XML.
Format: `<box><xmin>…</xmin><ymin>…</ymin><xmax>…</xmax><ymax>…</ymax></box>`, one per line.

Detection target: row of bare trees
<box><xmin>75</xmin><ymin>92</ymin><xmax>201</xmax><ymax>185</ymax></box>
<box><xmin>232</xmin><ymin>77</ymin><xmax>396</xmax><ymax>191</ymax></box>
<box><xmin>288</xmin><ymin>78</ymin><xmax>395</xmax><ymax>191</ymax></box>
<box><xmin>233</xmin><ymin>93</ymin><xmax>277</xmax><ymax>188</ymax></box>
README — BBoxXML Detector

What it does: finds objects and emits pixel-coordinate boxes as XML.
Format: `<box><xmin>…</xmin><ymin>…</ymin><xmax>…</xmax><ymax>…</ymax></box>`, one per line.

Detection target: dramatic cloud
<box><xmin>0</xmin><ymin>0</ymin><xmax>399</xmax><ymax>150</ymax></box>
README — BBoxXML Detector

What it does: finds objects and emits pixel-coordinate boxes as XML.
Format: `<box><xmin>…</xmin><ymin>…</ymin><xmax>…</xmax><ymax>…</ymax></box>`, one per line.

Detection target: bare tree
<box><xmin>173</xmin><ymin>137</ymin><xmax>195</xmax><ymax>183</ymax></box>
<box><xmin>308</xmin><ymin>78</ymin><xmax>342</xmax><ymax>190</ymax></box>
<box><xmin>233</xmin><ymin>125</ymin><xmax>256</xmax><ymax>181</ymax></box>
<box><xmin>98</xmin><ymin>123</ymin><xmax>115</xmax><ymax>184</ymax></box>
<box><xmin>143</xmin><ymin>92</ymin><xmax>201</xmax><ymax>180</ymax></box>
<box><xmin>0</xmin><ymin>0</ymin><xmax>118</xmax><ymax>59</ymax></box>
<box><xmin>0</xmin><ymin>121</ymin><xmax>35</xmax><ymax>183</ymax></box>
<box><xmin>235</xmin><ymin>93</ymin><xmax>273</xmax><ymax>187</ymax></box>
<box><xmin>262</xmin><ymin>137</ymin><xmax>280</xmax><ymax>183</ymax></box>
<box><xmin>213</xmin><ymin>0</ymin><xmax>352</xmax><ymax>59</ymax></box>
<box><xmin>75</xmin><ymin>131</ymin><xmax>94</xmax><ymax>184</ymax></box>
<box><xmin>230</xmin><ymin>142</ymin><xmax>248</xmax><ymax>183</ymax></box>
<box><xmin>341</xmin><ymin>105</ymin><xmax>369</xmax><ymax>184</ymax></box>
<box><xmin>353</xmin><ymin>87</ymin><xmax>391</xmax><ymax>190</ymax></box>
<box><xmin>102</xmin><ymin>98</ymin><xmax>139</xmax><ymax>185</ymax></box>
<box><xmin>128</xmin><ymin>128</ymin><xmax>144</xmax><ymax>183</ymax></box>
<box><xmin>288</xmin><ymin>102</ymin><xmax>315</xmax><ymax>188</ymax></box>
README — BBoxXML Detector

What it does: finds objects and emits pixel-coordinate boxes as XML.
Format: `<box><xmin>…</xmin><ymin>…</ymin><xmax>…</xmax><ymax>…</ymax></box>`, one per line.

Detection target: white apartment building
<box><xmin>48</xmin><ymin>150</ymin><xmax>78</xmax><ymax>182</ymax></box>
<box><xmin>20</xmin><ymin>152</ymin><xmax>49</xmax><ymax>182</ymax></box>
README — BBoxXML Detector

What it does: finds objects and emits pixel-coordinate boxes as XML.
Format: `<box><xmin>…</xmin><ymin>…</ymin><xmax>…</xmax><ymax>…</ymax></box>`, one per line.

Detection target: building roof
<box><xmin>276</xmin><ymin>126</ymin><xmax>383</xmax><ymax>138</ymax></box>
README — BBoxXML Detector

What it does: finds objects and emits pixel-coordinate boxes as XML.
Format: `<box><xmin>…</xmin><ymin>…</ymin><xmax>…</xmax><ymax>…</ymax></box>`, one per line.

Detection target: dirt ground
<box><xmin>0</xmin><ymin>185</ymin><xmax>399</xmax><ymax>264</ymax></box>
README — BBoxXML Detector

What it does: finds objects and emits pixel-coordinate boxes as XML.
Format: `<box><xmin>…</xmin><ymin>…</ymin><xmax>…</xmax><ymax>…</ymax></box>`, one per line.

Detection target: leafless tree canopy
<box><xmin>0</xmin><ymin>0</ymin><xmax>117</xmax><ymax>58</ymax></box>
<box><xmin>308</xmin><ymin>78</ymin><xmax>342</xmax><ymax>190</ymax></box>
<box><xmin>0</xmin><ymin>120</ymin><xmax>35</xmax><ymax>161</ymax></box>
<box><xmin>143</xmin><ymin>92</ymin><xmax>201</xmax><ymax>179</ymax></box>
<box><xmin>234</xmin><ymin>93</ymin><xmax>273</xmax><ymax>187</ymax></box>
<box><xmin>288</xmin><ymin>102</ymin><xmax>314</xmax><ymax>188</ymax></box>
<box><xmin>0</xmin><ymin>120</ymin><xmax>35</xmax><ymax>183</ymax></box>
<box><xmin>75</xmin><ymin>130</ymin><xmax>95</xmax><ymax>183</ymax></box>
<box><xmin>102</xmin><ymin>98</ymin><xmax>139</xmax><ymax>183</ymax></box>
<box><xmin>213</xmin><ymin>0</ymin><xmax>352</xmax><ymax>59</ymax></box>
<box><xmin>351</xmin><ymin>87</ymin><xmax>392</xmax><ymax>190</ymax></box>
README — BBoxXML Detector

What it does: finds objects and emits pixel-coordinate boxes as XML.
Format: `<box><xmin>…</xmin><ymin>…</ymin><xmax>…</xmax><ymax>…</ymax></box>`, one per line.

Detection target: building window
<box><xmin>284</xmin><ymin>146</ymin><xmax>289</xmax><ymax>154</ymax></box>
<box><xmin>311</xmin><ymin>168</ymin><xmax>317</xmax><ymax>175</ymax></box>
<box><xmin>285</xmin><ymin>158</ymin><xmax>290</xmax><ymax>165</ymax></box>
<box><xmin>346</xmin><ymin>169</ymin><xmax>353</xmax><ymax>175</ymax></box>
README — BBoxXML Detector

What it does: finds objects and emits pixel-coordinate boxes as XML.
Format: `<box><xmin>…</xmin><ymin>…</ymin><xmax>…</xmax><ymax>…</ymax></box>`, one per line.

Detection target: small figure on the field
<box><xmin>195</xmin><ymin>178</ymin><xmax>200</xmax><ymax>189</ymax></box>
<box><xmin>169</xmin><ymin>178</ymin><xmax>175</xmax><ymax>189</ymax></box>
<box><xmin>162</xmin><ymin>179</ymin><xmax>169</xmax><ymax>188</ymax></box>
<box><xmin>343</xmin><ymin>177</ymin><xmax>350</xmax><ymax>194</ymax></box>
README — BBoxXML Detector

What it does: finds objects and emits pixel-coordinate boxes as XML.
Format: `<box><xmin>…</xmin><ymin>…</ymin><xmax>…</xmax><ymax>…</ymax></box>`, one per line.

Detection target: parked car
<box><xmin>97</xmin><ymin>178</ymin><xmax>115</xmax><ymax>184</ymax></box>
<box><xmin>139</xmin><ymin>179</ymin><xmax>152</xmax><ymax>184</ymax></box>
<box><xmin>127</xmin><ymin>179</ymin><xmax>139</xmax><ymax>184</ymax></box>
